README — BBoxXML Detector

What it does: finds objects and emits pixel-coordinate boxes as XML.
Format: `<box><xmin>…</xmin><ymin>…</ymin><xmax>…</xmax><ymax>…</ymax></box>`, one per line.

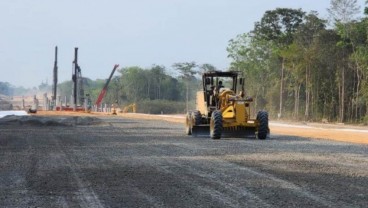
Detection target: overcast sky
<box><xmin>0</xmin><ymin>0</ymin><xmax>365</xmax><ymax>88</ymax></box>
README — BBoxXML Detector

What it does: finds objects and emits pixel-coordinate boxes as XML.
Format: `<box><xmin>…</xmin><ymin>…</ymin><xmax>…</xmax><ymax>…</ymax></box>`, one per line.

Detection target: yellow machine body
<box><xmin>217</xmin><ymin>89</ymin><xmax>257</xmax><ymax>129</ymax></box>
<box><xmin>187</xmin><ymin>71</ymin><xmax>268</xmax><ymax>139</ymax></box>
<box><xmin>196</xmin><ymin>91</ymin><xmax>208</xmax><ymax>116</ymax></box>
<box><xmin>192</xmin><ymin>87</ymin><xmax>258</xmax><ymax>137</ymax></box>
<box><xmin>122</xmin><ymin>103</ymin><xmax>136</xmax><ymax>113</ymax></box>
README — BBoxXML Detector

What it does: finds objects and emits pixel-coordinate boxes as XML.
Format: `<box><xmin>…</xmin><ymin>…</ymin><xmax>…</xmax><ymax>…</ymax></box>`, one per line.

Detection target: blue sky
<box><xmin>0</xmin><ymin>0</ymin><xmax>365</xmax><ymax>88</ymax></box>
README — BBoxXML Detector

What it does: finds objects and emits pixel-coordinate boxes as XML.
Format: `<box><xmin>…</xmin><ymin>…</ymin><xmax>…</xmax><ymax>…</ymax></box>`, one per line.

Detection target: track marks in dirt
<box><xmin>53</xmin><ymin>139</ymin><xmax>105</xmax><ymax>208</ymax></box>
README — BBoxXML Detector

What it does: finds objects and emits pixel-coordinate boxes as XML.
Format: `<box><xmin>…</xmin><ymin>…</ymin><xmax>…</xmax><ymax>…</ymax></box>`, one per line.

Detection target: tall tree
<box><xmin>172</xmin><ymin>62</ymin><xmax>198</xmax><ymax>112</ymax></box>
<box><xmin>328</xmin><ymin>0</ymin><xmax>360</xmax><ymax>23</ymax></box>
<box><xmin>0</xmin><ymin>82</ymin><xmax>12</xmax><ymax>96</ymax></box>
<box><xmin>119</xmin><ymin>66</ymin><xmax>147</xmax><ymax>102</ymax></box>
<box><xmin>200</xmin><ymin>63</ymin><xmax>217</xmax><ymax>73</ymax></box>
<box><xmin>328</xmin><ymin>0</ymin><xmax>361</xmax><ymax>122</ymax></box>
<box><xmin>293</xmin><ymin>11</ymin><xmax>327</xmax><ymax>120</ymax></box>
<box><xmin>227</xmin><ymin>5</ymin><xmax>368</xmax><ymax>123</ymax></box>
<box><xmin>252</xmin><ymin>8</ymin><xmax>305</xmax><ymax>118</ymax></box>
<box><xmin>150</xmin><ymin>65</ymin><xmax>166</xmax><ymax>99</ymax></box>
<box><xmin>228</xmin><ymin>33</ymin><xmax>279</xmax><ymax>113</ymax></box>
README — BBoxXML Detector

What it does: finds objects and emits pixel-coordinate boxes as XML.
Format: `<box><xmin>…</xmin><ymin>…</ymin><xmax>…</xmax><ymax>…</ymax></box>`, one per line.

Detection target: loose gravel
<box><xmin>0</xmin><ymin>116</ymin><xmax>367</xmax><ymax>207</ymax></box>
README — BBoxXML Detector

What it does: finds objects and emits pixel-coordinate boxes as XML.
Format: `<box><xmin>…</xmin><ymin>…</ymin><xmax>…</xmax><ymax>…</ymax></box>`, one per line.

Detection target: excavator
<box><xmin>122</xmin><ymin>103</ymin><xmax>136</xmax><ymax>113</ymax></box>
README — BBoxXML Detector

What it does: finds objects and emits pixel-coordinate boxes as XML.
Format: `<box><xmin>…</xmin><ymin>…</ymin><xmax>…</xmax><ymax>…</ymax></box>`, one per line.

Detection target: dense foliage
<box><xmin>227</xmin><ymin>0</ymin><xmax>368</xmax><ymax>123</ymax></box>
<box><xmin>53</xmin><ymin>65</ymin><xmax>201</xmax><ymax>114</ymax></box>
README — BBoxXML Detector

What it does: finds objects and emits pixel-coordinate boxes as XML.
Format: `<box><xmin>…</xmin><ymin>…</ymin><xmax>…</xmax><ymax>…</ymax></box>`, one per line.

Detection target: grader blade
<box><xmin>191</xmin><ymin>125</ymin><xmax>210</xmax><ymax>137</ymax></box>
<box><xmin>221</xmin><ymin>127</ymin><xmax>257</xmax><ymax>139</ymax></box>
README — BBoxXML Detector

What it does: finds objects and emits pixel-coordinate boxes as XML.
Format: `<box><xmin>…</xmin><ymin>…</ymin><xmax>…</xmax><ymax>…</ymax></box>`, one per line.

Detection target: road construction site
<box><xmin>0</xmin><ymin>112</ymin><xmax>367</xmax><ymax>207</ymax></box>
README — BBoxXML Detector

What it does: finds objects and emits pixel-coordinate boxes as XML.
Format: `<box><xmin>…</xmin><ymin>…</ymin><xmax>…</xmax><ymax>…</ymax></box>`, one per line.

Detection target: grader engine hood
<box><xmin>218</xmin><ymin>89</ymin><xmax>248</xmax><ymax>123</ymax></box>
<box><xmin>222</xmin><ymin>103</ymin><xmax>247</xmax><ymax>124</ymax></box>
<box><xmin>222</xmin><ymin>105</ymin><xmax>235</xmax><ymax>118</ymax></box>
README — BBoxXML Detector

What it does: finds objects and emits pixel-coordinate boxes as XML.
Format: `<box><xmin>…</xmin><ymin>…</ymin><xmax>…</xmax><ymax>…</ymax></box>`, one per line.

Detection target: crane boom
<box><xmin>95</xmin><ymin>64</ymin><xmax>119</xmax><ymax>107</ymax></box>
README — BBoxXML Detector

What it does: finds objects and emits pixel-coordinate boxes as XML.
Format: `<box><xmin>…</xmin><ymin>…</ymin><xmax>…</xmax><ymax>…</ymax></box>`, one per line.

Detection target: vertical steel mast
<box><xmin>52</xmin><ymin>46</ymin><xmax>58</xmax><ymax>109</ymax></box>
<box><xmin>72</xmin><ymin>47</ymin><xmax>78</xmax><ymax>111</ymax></box>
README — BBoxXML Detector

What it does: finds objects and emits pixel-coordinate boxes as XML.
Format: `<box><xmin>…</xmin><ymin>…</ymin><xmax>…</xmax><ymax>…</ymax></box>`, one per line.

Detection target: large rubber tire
<box><xmin>257</xmin><ymin>110</ymin><xmax>269</xmax><ymax>140</ymax></box>
<box><xmin>210</xmin><ymin>110</ymin><xmax>223</xmax><ymax>139</ymax></box>
<box><xmin>185</xmin><ymin>112</ymin><xmax>192</xmax><ymax>135</ymax></box>
<box><xmin>193</xmin><ymin>110</ymin><xmax>202</xmax><ymax>125</ymax></box>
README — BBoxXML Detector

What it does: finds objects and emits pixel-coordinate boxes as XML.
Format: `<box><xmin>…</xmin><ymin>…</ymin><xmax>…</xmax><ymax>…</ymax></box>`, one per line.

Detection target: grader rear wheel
<box><xmin>185</xmin><ymin>112</ymin><xmax>192</xmax><ymax>135</ymax></box>
<box><xmin>210</xmin><ymin>110</ymin><xmax>223</xmax><ymax>139</ymax></box>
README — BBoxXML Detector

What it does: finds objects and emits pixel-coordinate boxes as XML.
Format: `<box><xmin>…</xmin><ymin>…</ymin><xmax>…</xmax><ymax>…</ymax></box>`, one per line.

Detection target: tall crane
<box><xmin>95</xmin><ymin>64</ymin><xmax>119</xmax><ymax>109</ymax></box>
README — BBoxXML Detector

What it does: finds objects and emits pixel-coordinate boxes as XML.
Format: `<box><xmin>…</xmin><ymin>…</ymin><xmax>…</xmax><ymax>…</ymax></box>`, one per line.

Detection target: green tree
<box><xmin>227</xmin><ymin>33</ymin><xmax>279</xmax><ymax>113</ymax></box>
<box><xmin>200</xmin><ymin>63</ymin><xmax>217</xmax><ymax>73</ymax></box>
<box><xmin>290</xmin><ymin>11</ymin><xmax>327</xmax><ymax>120</ymax></box>
<box><xmin>0</xmin><ymin>82</ymin><xmax>12</xmax><ymax>95</ymax></box>
<box><xmin>150</xmin><ymin>65</ymin><xmax>166</xmax><ymax>100</ymax></box>
<box><xmin>227</xmin><ymin>5</ymin><xmax>368</xmax><ymax>123</ymax></box>
<box><xmin>172</xmin><ymin>62</ymin><xmax>198</xmax><ymax>112</ymax></box>
<box><xmin>328</xmin><ymin>0</ymin><xmax>361</xmax><ymax>122</ymax></box>
<box><xmin>119</xmin><ymin>66</ymin><xmax>146</xmax><ymax>102</ymax></box>
<box><xmin>252</xmin><ymin>8</ymin><xmax>306</xmax><ymax>118</ymax></box>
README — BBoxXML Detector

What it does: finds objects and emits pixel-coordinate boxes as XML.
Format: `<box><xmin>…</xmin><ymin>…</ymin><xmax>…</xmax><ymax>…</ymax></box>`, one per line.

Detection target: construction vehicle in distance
<box><xmin>95</xmin><ymin>64</ymin><xmax>119</xmax><ymax>111</ymax></box>
<box><xmin>185</xmin><ymin>71</ymin><xmax>269</xmax><ymax>140</ymax></box>
<box><xmin>122</xmin><ymin>103</ymin><xmax>136</xmax><ymax>113</ymax></box>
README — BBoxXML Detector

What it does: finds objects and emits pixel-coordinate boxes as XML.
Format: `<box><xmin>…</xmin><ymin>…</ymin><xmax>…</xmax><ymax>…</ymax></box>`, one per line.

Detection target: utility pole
<box><xmin>52</xmin><ymin>46</ymin><xmax>58</xmax><ymax>110</ymax></box>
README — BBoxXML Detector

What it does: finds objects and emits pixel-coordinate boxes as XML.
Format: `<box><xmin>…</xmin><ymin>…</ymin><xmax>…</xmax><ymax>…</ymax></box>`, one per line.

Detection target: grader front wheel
<box><xmin>210</xmin><ymin>110</ymin><xmax>223</xmax><ymax>139</ymax></box>
<box><xmin>257</xmin><ymin>111</ymin><xmax>269</xmax><ymax>140</ymax></box>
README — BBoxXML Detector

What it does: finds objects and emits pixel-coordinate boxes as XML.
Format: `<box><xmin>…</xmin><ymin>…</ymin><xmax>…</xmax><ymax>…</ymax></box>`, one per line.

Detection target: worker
<box><xmin>218</xmin><ymin>80</ymin><xmax>224</xmax><ymax>89</ymax></box>
<box><xmin>111</xmin><ymin>103</ymin><xmax>117</xmax><ymax>115</ymax></box>
<box><xmin>216</xmin><ymin>80</ymin><xmax>226</xmax><ymax>94</ymax></box>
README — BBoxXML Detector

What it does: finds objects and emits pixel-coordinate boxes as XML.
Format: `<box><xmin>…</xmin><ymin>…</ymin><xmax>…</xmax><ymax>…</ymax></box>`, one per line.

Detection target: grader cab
<box><xmin>185</xmin><ymin>71</ymin><xmax>269</xmax><ymax>139</ymax></box>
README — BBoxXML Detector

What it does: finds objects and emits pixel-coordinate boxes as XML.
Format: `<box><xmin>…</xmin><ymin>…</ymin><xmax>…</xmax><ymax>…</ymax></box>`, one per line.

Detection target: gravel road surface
<box><xmin>1</xmin><ymin>115</ymin><xmax>367</xmax><ymax>208</ymax></box>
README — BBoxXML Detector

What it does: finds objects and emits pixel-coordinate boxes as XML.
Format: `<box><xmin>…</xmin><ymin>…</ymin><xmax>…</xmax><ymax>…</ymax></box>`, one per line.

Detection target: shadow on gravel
<box><xmin>270</xmin><ymin>134</ymin><xmax>313</xmax><ymax>142</ymax></box>
<box><xmin>131</xmin><ymin>127</ymin><xmax>175</xmax><ymax>130</ymax></box>
<box><xmin>190</xmin><ymin>135</ymin><xmax>261</xmax><ymax>140</ymax></box>
<box><xmin>188</xmin><ymin>134</ymin><xmax>314</xmax><ymax>142</ymax></box>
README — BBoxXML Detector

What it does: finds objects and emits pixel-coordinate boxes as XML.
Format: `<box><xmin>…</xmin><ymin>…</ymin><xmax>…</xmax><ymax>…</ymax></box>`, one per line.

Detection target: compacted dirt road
<box><xmin>0</xmin><ymin>114</ymin><xmax>367</xmax><ymax>207</ymax></box>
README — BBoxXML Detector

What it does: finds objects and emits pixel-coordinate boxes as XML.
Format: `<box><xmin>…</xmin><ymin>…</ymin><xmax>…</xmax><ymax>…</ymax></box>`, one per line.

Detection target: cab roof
<box><xmin>202</xmin><ymin>71</ymin><xmax>242</xmax><ymax>78</ymax></box>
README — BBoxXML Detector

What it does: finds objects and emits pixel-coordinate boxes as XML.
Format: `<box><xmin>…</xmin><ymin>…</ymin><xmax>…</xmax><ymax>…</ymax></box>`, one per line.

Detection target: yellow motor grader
<box><xmin>185</xmin><ymin>71</ymin><xmax>269</xmax><ymax>139</ymax></box>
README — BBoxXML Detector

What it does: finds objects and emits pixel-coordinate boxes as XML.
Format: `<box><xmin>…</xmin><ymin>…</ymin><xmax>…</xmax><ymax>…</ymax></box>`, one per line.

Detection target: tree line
<box><xmin>95</xmin><ymin>64</ymin><xmax>217</xmax><ymax>114</ymax></box>
<box><xmin>55</xmin><ymin>64</ymin><xmax>204</xmax><ymax>114</ymax></box>
<box><xmin>2</xmin><ymin>0</ymin><xmax>368</xmax><ymax>124</ymax></box>
<box><xmin>227</xmin><ymin>0</ymin><xmax>368</xmax><ymax>123</ymax></box>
